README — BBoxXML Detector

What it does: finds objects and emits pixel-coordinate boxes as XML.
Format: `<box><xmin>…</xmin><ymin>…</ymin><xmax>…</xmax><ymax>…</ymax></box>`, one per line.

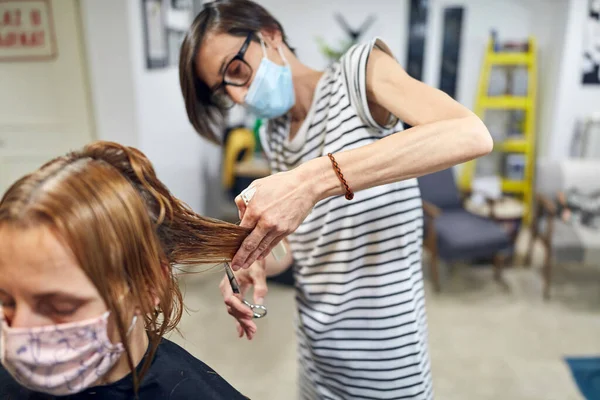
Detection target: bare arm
<box><xmin>231</xmin><ymin>50</ymin><xmax>492</xmax><ymax>271</ymax></box>
<box><xmin>299</xmin><ymin>49</ymin><xmax>492</xmax><ymax>202</ymax></box>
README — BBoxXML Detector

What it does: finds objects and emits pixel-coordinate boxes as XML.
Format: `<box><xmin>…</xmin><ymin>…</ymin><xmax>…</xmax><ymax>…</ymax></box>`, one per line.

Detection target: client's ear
<box><xmin>132</xmin><ymin>291</ymin><xmax>159</xmax><ymax>317</ymax></box>
<box><xmin>161</xmin><ymin>260</ymin><xmax>170</xmax><ymax>278</ymax></box>
<box><xmin>152</xmin><ymin>292</ymin><xmax>160</xmax><ymax>308</ymax></box>
<box><xmin>147</xmin><ymin>261</ymin><xmax>169</xmax><ymax>309</ymax></box>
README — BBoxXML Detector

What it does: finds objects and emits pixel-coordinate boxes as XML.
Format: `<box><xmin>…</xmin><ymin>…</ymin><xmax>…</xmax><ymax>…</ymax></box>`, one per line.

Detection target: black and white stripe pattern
<box><xmin>260</xmin><ymin>38</ymin><xmax>432</xmax><ymax>400</ymax></box>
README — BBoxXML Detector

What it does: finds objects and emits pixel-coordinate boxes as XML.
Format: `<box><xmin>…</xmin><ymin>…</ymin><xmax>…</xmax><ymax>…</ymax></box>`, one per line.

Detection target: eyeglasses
<box><xmin>210</xmin><ymin>32</ymin><xmax>254</xmax><ymax>109</ymax></box>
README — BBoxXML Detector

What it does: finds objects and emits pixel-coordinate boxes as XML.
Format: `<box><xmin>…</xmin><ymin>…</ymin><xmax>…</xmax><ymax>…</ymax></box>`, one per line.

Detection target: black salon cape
<box><xmin>0</xmin><ymin>338</ymin><xmax>249</xmax><ymax>400</ymax></box>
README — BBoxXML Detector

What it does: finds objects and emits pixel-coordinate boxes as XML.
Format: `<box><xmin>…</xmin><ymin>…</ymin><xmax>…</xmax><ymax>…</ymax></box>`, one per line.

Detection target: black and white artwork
<box><xmin>142</xmin><ymin>0</ymin><xmax>168</xmax><ymax>69</ymax></box>
<box><xmin>439</xmin><ymin>6</ymin><xmax>464</xmax><ymax>99</ymax></box>
<box><xmin>406</xmin><ymin>0</ymin><xmax>428</xmax><ymax>82</ymax></box>
<box><xmin>404</xmin><ymin>0</ymin><xmax>429</xmax><ymax>130</ymax></box>
<box><xmin>582</xmin><ymin>0</ymin><xmax>600</xmax><ymax>84</ymax></box>
<box><xmin>171</xmin><ymin>0</ymin><xmax>192</xmax><ymax>10</ymax></box>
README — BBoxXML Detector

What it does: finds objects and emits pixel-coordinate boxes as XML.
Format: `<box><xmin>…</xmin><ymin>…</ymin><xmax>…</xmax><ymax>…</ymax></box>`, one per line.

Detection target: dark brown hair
<box><xmin>179</xmin><ymin>0</ymin><xmax>293</xmax><ymax>144</ymax></box>
<box><xmin>0</xmin><ymin>141</ymin><xmax>249</xmax><ymax>393</ymax></box>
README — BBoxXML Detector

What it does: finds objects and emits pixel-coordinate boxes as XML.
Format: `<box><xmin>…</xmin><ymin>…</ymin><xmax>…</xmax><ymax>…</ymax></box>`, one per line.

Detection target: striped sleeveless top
<box><xmin>260</xmin><ymin>38</ymin><xmax>433</xmax><ymax>400</ymax></box>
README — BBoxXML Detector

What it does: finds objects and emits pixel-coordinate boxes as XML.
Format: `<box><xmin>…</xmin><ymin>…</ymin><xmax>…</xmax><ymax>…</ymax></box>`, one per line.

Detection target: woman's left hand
<box><xmin>219</xmin><ymin>260</ymin><xmax>267</xmax><ymax>340</ymax></box>
<box><xmin>231</xmin><ymin>166</ymin><xmax>321</xmax><ymax>271</ymax></box>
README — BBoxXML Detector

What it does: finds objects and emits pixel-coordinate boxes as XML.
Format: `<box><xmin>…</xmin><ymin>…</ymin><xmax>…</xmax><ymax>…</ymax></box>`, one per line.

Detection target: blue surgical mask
<box><xmin>244</xmin><ymin>38</ymin><xmax>295</xmax><ymax>119</ymax></box>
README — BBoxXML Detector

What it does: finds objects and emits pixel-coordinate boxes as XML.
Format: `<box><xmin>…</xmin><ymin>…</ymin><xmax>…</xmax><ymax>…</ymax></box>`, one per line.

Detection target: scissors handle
<box><xmin>225</xmin><ymin>263</ymin><xmax>268</xmax><ymax>319</ymax></box>
<box><xmin>243</xmin><ymin>300</ymin><xmax>267</xmax><ymax>319</ymax></box>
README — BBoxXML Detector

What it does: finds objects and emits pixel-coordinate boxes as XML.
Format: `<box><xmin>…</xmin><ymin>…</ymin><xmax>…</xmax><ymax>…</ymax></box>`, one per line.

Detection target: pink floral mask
<box><xmin>0</xmin><ymin>311</ymin><xmax>136</xmax><ymax>396</ymax></box>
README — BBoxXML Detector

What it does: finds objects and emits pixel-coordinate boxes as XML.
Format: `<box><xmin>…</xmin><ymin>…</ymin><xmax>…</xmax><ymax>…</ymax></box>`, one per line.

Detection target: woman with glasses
<box><xmin>179</xmin><ymin>1</ymin><xmax>492</xmax><ymax>399</ymax></box>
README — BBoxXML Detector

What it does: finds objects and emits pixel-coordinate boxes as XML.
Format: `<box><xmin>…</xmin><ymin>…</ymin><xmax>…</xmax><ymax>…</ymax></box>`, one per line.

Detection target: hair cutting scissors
<box><xmin>224</xmin><ymin>184</ymin><xmax>289</xmax><ymax>319</ymax></box>
<box><xmin>224</xmin><ymin>262</ymin><xmax>267</xmax><ymax>319</ymax></box>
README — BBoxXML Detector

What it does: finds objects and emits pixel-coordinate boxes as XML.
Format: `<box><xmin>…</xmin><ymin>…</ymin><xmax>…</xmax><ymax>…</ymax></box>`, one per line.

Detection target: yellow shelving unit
<box><xmin>459</xmin><ymin>36</ymin><xmax>537</xmax><ymax>223</ymax></box>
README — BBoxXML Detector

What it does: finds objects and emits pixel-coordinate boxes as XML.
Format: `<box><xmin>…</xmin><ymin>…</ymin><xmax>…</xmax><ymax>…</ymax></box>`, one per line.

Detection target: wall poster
<box><xmin>0</xmin><ymin>0</ymin><xmax>57</xmax><ymax>61</ymax></box>
<box><xmin>582</xmin><ymin>0</ymin><xmax>600</xmax><ymax>84</ymax></box>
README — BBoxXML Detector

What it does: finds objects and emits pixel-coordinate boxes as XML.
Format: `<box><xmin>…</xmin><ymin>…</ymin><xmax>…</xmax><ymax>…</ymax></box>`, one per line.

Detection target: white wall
<box><xmin>529</xmin><ymin>0</ymin><xmax>571</xmax><ymax>159</ymax></box>
<box><xmin>81</xmin><ymin>0</ymin><xmax>208</xmax><ymax>213</ymax></box>
<box><xmin>80</xmin><ymin>0</ymin><xmax>138</xmax><ymax>147</ymax></box>
<box><xmin>547</xmin><ymin>0</ymin><xmax>600</xmax><ymax>160</ymax></box>
<box><xmin>423</xmin><ymin>0</ymin><xmax>566</xmax><ymax>114</ymax></box>
<box><xmin>424</xmin><ymin>0</ymin><xmax>580</xmax><ymax>162</ymax></box>
<box><xmin>423</xmin><ymin>0</ymin><xmax>597</xmax><ymax>161</ymax></box>
<box><xmin>259</xmin><ymin>0</ymin><xmax>573</xmax><ymax>161</ymax></box>
<box><xmin>255</xmin><ymin>0</ymin><xmax>409</xmax><ymax>69</ymax></box>
<box><xmin>125</xmin><ymin>0</ymin><xmax>207</xmax><ymax>213</ymax></box>
<box><xmin>0</xmin><ymin>0</ymin><xmax>96</xmax><ymax>194</ymax></box>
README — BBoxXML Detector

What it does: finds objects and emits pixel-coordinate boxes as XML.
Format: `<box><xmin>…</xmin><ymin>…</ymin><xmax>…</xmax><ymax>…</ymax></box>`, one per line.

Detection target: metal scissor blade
<box><xmin>224</xmin><ymin>263</ymin><xmax>240</xmax><ymax>294</ymax></box>
<box><xmin>223</xmin><ymin>262</ymin><xmax>267</xmax><ymax>319</ymax></box>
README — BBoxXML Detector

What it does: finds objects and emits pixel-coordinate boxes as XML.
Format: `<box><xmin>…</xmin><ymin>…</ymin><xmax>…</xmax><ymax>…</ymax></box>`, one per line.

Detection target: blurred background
<box><xmin>1</xmin><ymin>0</ymin><xmax>599</xmax><ymax>399</ymax></box>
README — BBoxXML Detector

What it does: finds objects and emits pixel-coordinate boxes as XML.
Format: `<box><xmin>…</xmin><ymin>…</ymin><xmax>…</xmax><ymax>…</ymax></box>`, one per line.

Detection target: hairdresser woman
<box><xmin>180</xmin><ymin>1</ymin><xmax>492</xmax><ymax>399</ymax></box>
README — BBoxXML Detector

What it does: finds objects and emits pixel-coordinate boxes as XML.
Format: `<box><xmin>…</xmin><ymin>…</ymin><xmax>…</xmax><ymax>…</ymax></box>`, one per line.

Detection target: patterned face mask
<box><xmin>0</xmin><ymin>311</ymin><xmax>137</xmax><ymax>395</ymax></box>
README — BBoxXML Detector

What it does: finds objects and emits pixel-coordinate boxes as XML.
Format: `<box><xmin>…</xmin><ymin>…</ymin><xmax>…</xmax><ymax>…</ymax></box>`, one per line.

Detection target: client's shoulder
<box><xmin>0</xmin><ymin>364</ymin><xmax>41</xmax><ymax>399</ymax></box>
<box><xmin>150</xmin><ymin>338</ymin><xmax>249</xmax><ymax>399</ymax></box>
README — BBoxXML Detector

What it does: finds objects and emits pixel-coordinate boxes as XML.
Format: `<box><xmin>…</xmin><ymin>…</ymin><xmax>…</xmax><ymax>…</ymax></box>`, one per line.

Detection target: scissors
<box><xmin>222</xmin><ymin>185</ymin><xmax>288</xmax><ymax>319</ymax></box>
<box><xmin>224</xmin><ymin>262</ymin><xmax>267</xmax><ymax>319</ymax></box>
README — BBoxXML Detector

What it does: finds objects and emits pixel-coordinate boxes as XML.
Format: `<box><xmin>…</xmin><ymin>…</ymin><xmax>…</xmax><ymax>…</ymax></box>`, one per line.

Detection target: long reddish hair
<box><xmin>0</xmin><ymin>141</ymin><xmax>249</xmax><ymax>392</ymax></box>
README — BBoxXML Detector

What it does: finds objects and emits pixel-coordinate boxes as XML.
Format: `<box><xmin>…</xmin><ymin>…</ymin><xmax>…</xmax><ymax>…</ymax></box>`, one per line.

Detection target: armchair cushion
<box><xmin>434</xmin><ymin>210</ymin><xmax>511</xmax><ymax>261</ymax></box>
<box><xmin>418</xmin><ymin>168</ymin><xmax>462</xmax><ymax>210</ymax></box>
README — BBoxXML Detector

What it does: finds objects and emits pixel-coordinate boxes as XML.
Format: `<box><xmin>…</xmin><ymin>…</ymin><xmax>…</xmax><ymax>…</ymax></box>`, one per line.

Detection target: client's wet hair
<box><xmin>0</xmin><ymin>141</ymin><xmax>249</xmax><ymax>392</ymax></box>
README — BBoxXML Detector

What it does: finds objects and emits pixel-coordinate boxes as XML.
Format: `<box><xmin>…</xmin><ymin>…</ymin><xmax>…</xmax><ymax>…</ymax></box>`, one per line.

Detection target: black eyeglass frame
<box><xmin>210</xmin><ymin>31</ymin><xmax>255</xmax><ymax>109</ymax></box>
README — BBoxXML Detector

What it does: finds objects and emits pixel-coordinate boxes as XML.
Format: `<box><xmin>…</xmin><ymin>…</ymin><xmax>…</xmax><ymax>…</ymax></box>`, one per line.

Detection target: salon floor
<box><xmin>167</xmin><ymin>232</ymin><xmax>600</xmax><ymax>400</ymax></box>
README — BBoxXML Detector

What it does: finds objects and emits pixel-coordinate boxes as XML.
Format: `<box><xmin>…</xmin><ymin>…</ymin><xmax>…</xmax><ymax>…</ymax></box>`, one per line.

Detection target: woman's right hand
<box><xmin>219</xmin><ymin>260</ymin><xmax>268</xmax><ymax>340</ymax></box>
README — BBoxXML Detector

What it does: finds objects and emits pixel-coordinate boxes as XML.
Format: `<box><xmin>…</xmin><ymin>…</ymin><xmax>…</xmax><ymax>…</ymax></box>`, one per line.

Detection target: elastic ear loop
<box><xmin>127</xmin><ymin>315</ymin><xmax>138</xmax><ymax>336</ymax></box>
<box><xmin>277</xmin><ymin>44</ymin><xmax>289</xmax><ymax>64</ymax></box>
<box><xmin>257</xmin><ymin>33</ymin><xmax>288</xmax><ymax>65</ymax></box>
<box><xmin>114</xmin><ymin>292</ymin><xmax>139</xmax><ymax>336</ymax></box>
<box><xmin>258</xmin><ymin>34</ymin><xmax>267</xmax><ymax>56</ymax></box>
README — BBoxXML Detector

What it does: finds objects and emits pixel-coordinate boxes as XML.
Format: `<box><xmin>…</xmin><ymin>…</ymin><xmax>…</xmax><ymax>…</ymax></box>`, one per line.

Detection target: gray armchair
<box><xmin>418</xmin><ymin>168</ymin><xmax>513</xmax><ymax>291</ymax></box>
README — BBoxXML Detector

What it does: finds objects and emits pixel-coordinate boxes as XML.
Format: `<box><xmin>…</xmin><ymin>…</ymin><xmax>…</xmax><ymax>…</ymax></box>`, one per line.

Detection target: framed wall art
<box><xmin>582</xmin><ymin>0</ymin><xmax>600</xmax><ymax>84</ymax></box>
<box><xmin>0</xmin><ymin>0</ymin><xmax>57</xmax><ymax>62</ymax></box>
<box><xmin>142</xmin><ymin>0</ymin><xmax>168</xmax><ymax>69</ymax></box>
